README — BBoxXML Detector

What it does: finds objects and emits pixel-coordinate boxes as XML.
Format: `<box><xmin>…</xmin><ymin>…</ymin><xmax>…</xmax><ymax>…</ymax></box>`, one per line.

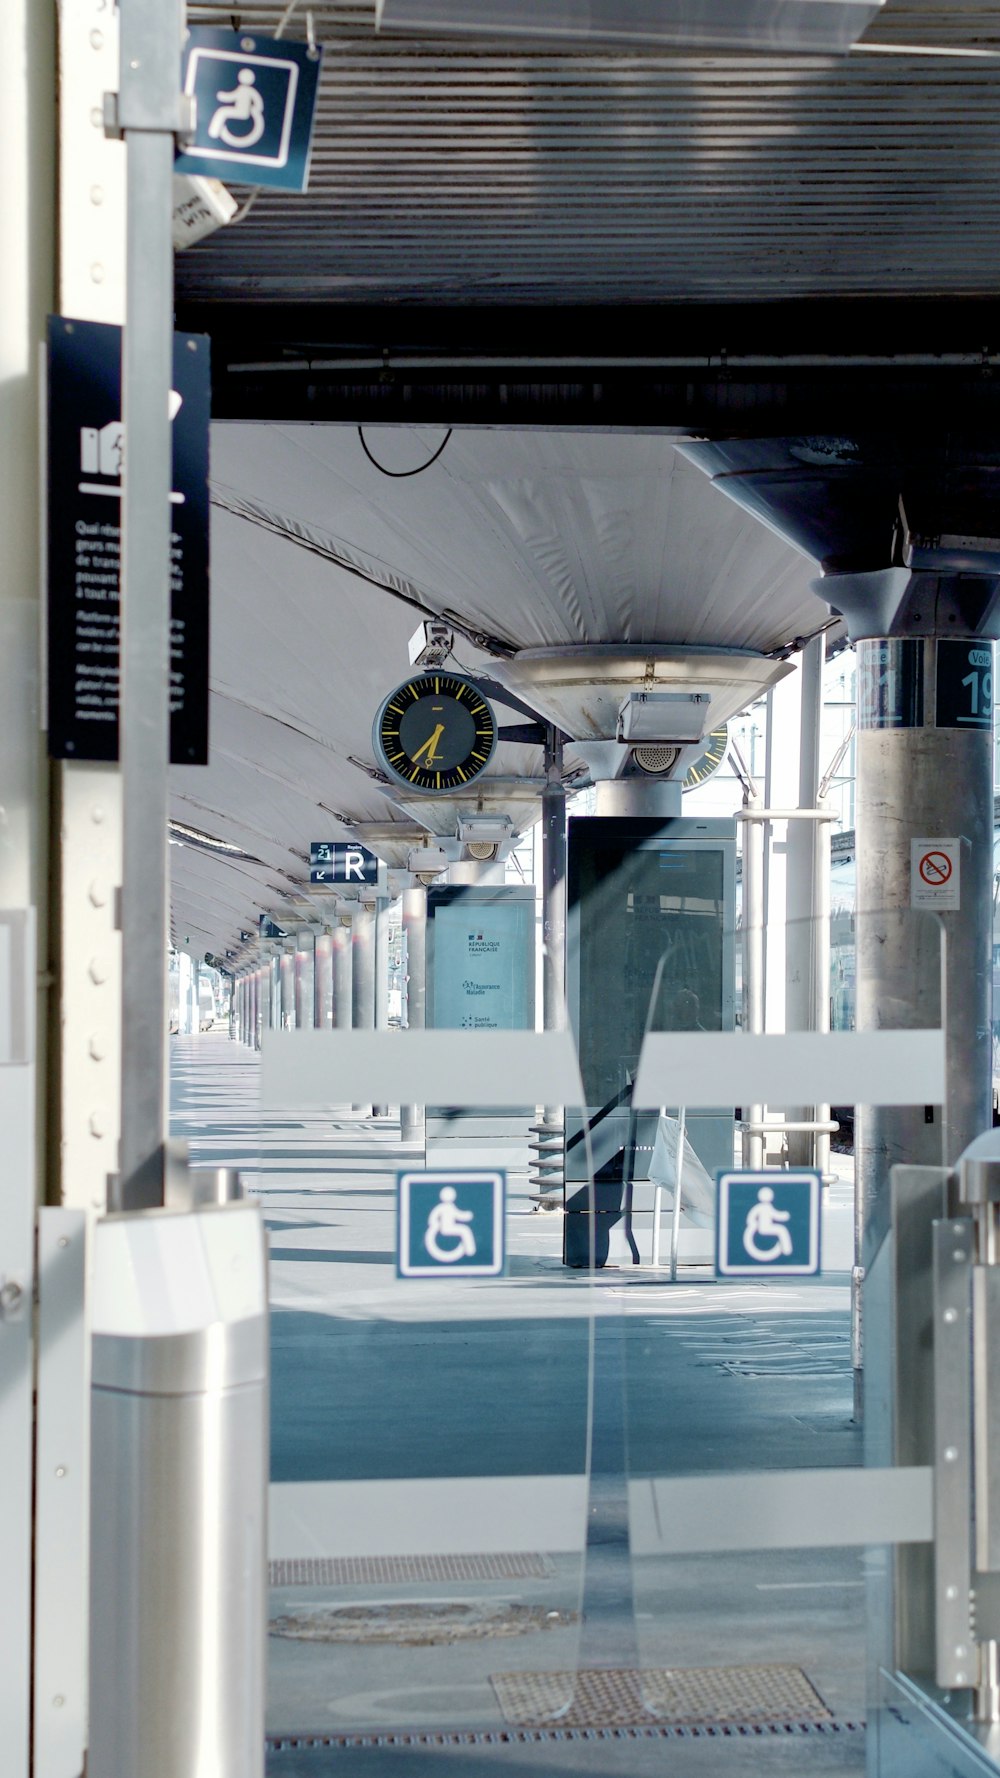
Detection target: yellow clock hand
<box><xmin>411</xmin><ymin>722</ymin><xmax>446</xmax><ymax>765</ymax></box>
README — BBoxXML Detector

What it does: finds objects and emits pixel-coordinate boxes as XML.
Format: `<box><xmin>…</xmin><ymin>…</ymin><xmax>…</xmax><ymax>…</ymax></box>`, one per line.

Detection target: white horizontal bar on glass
<box><xmin>270</xmin><ymin>1476</ymin><xmax>589</xmax><ymax>1559</ymax></box>
<box><xmin>260</xmin><ymin>1028</ymin><xmax>584</xmax><ymax>1111</ymax></box>
<box><xmin>632</xmin><ymin>1030</ymin><xmax>945</xmax><ymax>1111</ymax></box>
<box><xmin>630</xmin><ymin>1466</ymin><xmax>933</xmax><ymax>1556</ymax></box>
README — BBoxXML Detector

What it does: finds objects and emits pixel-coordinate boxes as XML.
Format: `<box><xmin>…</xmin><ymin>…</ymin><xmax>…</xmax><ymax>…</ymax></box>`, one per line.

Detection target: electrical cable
<box><xmin>357</xmin><ymin>426</ymin><xmax>453</xmax><ymax>478</ymax></box>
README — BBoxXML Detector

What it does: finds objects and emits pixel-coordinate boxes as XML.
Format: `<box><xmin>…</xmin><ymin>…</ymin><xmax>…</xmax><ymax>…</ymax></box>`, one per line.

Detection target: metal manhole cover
<box><xmin>491</xmin><ymin>1665</ymin><xmax>831</xmax><ymax>1729</ymax></box>
<box><xmin>270</xmin><ymin>1602</ymin><xmax>577</xmax><ymax>1646</ymax></box>
<box><xmin>269</xmin><ymin>1553</ymin><xmax>555</xmax><ymax>1587</ymax></box>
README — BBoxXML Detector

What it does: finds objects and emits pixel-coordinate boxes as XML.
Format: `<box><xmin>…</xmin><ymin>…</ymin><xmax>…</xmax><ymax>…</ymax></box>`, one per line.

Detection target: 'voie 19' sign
<box><xmin>309</xmin><ymin>842</ymin><xmax>379</xmax><ymax>886</ymax></box>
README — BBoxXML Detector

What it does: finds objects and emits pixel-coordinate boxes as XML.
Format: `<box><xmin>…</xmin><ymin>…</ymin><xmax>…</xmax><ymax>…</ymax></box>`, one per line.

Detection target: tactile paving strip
<box><xmin>490</xmin><ymin>1664</ymin><xmax>831</xmax><ymax>1729</ymax></box>
<box><xmin>269</xmin><ymin>1552</ymin><xmax>555</xmax><ymax>1587</ymax></box>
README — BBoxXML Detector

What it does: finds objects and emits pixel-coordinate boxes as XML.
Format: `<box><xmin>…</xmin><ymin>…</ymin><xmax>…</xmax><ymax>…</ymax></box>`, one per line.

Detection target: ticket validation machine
<box><xmin>565</xmin><ymin>816</ymin><xmax>737</xmax><ymax>1267</ymax></box>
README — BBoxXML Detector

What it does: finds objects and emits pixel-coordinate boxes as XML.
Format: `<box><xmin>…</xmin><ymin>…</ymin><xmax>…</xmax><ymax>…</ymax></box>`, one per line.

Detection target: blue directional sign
<box><xmin>309</xmin><ymin>841</ymin><xmax>379</xmax><ymax>887</ymax></box>
<box><xmin>716</xmin><ymin>1170</ymin><xmax>822</xmax><ymax>1279</ymax></box>
<box><xmin>397</xmin><ymin>1171</ymin><xmax>505</xmax><ymax>1279</ymax></box>
<box><xmin>175</xmin><ymin>28</ymin><xmax>323</xmax><ymax>192</ymax></box>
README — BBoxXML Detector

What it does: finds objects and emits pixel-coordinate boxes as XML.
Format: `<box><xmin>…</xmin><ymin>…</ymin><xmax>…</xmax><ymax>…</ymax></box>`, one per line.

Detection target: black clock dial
<box><xmin>373</xmin><ymin>673</ymin><xmax>498</xmax><ymax>795</ymax></box>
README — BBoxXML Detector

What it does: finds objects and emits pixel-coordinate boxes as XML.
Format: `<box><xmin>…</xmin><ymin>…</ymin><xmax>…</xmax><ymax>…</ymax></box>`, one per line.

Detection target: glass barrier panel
<box><xmin>622</xmin><ymin>904</ymin><xmax>950</xmax><ymax>1745</ymax></box>
<box><xmin>232</xmin><ymin>965</ymin><xmax>597</xmax><ymax>1750</ymax></box>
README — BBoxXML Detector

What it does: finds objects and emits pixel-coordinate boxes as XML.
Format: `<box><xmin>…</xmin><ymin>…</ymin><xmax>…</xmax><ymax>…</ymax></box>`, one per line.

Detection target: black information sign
<box><xmin>936</xmin><ymin>639</ymin><xmax>994</xmax><ymax>731</ymax></box>
<box><xmin>309</xmin><ymin>841</ymin><xmax>379</xmax><ymax>886</ymax></box>
<box><xmin>856</xmin><ymin>638</ymin><xmax>924</xmax><ymax>730</ymax></box>
<box><xmin>46</xmin><ymin>316</ymin><xmax>210</xmax><ymax>764</ymax></box>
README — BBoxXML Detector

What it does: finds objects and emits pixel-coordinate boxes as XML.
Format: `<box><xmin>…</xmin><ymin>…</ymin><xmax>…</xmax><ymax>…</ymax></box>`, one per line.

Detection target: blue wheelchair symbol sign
<box><xmin>176</xmin><ymin>29</ymin><xmax>323</xmax><ymax>192</ymax></box>
<box><xmin>716</xmin><ymin>1171</ymin><xmax>822</xmax><ymax>1278</ymax></box>
<box><xmin>397</xmin><ymin>1171</ymin><xmax>505</xmax><ymax>1278</ymax></box>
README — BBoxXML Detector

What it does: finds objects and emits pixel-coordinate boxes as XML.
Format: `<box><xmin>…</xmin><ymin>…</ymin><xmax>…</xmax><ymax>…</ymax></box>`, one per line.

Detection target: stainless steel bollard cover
<box><xmin>88</xmin><ymin>1203</ymin><xmax>268</xmax><ymax>1778</ymax></box>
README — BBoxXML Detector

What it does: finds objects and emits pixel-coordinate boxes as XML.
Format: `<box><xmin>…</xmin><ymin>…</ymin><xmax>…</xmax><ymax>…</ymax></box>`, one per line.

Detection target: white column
<box><xmin>1</xmin><ymin>2</ymin><xmax>52</xmax><ymax>1769</ymax></box>
<box><xmin>294</xmin><ymin>930</ymin><xmax>315</xmax><ymax>1030</ymax></box>
<box><xmin>315</xmin><ymin>930</ymin><xmax>333</xmax><ymax>1028</ymax></box>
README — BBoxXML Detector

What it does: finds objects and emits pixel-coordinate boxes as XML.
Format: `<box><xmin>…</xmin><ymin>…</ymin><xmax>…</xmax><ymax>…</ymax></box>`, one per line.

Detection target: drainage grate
<box><xmin>267</xmin><ymin>1721</ymin><xmax>864</xmax><ymax>1754</ymax></box>
<box><xmin>269</xmin><ymin>1552</ymin><xmax>555</xmax><ymax>1587</ymax></box>
<box><xmin>269</xmin><ymin>1602</ymin><xmax>575</xmax><ymax>1645</ymax></box>
<box><xmin>491</xmin><ymin>1664</ymin><xmax>831</xmax><ymax>1729</ymax></box>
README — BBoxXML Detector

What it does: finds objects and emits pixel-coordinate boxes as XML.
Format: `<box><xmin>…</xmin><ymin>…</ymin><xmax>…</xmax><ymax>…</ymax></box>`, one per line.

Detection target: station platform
<box><xmin>171</xmin><ymin>1035</ymin><xmax>867</xmax><ymax>1776</ymax></box>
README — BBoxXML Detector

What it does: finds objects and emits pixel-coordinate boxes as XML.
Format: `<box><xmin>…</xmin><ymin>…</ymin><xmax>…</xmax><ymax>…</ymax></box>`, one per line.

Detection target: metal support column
<box><xmin>115</xmin><ymin>0</ymin><xmax>188</xmax><ymax>1210</ymax></box>
<box><xmin>786</xmin><ymin>636</ymin><xmax>824</xmax><ymax>1167</ymax></box>
<box><xmin>315</xmin><ymin>929</ymin><xmax>334</xmax><ymax>1028</ymax></box>
<box><xmin>374</xmin><ymin>896</ymin><xmax>391</xmax><ymax>1115</ymax></box>
<box><xmin>532</xmin><ymin>729</ymin><xmax>567</xmax><ymax>1199</ymax></box>
<box><xmin>401</xmin><ymin>884</ymin><xmax>426</xmax><ymax>1142</ymax></box>
<box><xmin>821</xmin><ymin>571</ymin><xmax>999</xmax><ymax>1419</ymax></box>
<box><xmin>352</xmin><ymin>900</ymin><xmax>376</xmax><ymax>1111</ymax></box>
<box><xmin>743</xmin><ymin>794</ymin><xmax>766</xmax><ymax>1170</ymax></box>
<box><xmin>855</xmin><ymin>643</ymin><xmax>993</xmax><ymax>1260</ymax></box>
<box><xmin>279</xmin><ymin>949</ymin><xmax>295</xmax><ymax>1030</ymax></box>
<box><xmin>332</xmin><ymin>920</ymin><xmax>352</xmax><ymax>1030</ymax></box>
<box><xmin>294</xmin><ymin>929</ymin><xmax>315</xmax><ymax>1030</ymax></box>
<box><xmin>258</xmin><ymin>953</ymin><xmax>272</xmax><ymax>1041</ymax></box>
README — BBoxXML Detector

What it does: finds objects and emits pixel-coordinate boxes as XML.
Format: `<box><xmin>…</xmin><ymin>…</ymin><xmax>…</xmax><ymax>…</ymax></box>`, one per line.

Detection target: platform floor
<box><xmin>170</xmin><ymin>1033</ymin><xmax>866</xmax><ymax>1776</ymax></box>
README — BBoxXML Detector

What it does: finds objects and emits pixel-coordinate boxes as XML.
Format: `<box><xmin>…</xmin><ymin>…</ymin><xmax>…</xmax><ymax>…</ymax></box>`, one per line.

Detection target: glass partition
<box><xmin>255</xmin><ymin>1004</ymin><xmax>597</xmax><ymax>1750</ymax></box>
<box><xmin>624</xmin><ymin>903</ymin><xmax>949</xmax><ymax>1745</ymax></box>
<box><xmin>170</xmin><ymin>893</ymin><xmax>956</xmax><ymax>1770</ymax></box>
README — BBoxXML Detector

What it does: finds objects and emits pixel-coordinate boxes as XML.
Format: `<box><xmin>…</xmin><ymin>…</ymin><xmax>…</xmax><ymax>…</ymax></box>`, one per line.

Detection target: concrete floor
<box><xmin>171</xmin><ymin>1034</ymin><xmax>867</xmax><ymax>1775</ymax></box>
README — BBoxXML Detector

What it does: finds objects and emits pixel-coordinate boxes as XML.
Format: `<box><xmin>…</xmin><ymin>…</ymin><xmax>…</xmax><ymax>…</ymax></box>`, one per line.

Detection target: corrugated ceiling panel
<box><xmin>177</xmin><ymin>1</ymin><xmax>1000</xmax><ymax>305</ymax></box>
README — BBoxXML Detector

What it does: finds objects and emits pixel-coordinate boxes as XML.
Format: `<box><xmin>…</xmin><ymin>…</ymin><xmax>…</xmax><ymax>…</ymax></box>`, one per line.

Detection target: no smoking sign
<box><xmin>911</xmin><ymin>838</ymin><xmax>961</xmax><ymax>910</ymax></box>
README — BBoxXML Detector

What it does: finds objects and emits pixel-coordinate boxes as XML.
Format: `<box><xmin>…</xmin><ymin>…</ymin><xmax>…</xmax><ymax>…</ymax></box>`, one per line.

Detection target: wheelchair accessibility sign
<box><xmin>397</xmin><ymin>1171</ymin><xmax>505</xmax><ymax>1278</ymax></box>
<box><xmin>716</xmin><ymin>1170</ymin><xmax>822</xmax><ymax>1278</ymax></box>
<box><xmin>176</xmin><ymin>28</ymin><xmax>323</xmax><ymax>192</ymax></box>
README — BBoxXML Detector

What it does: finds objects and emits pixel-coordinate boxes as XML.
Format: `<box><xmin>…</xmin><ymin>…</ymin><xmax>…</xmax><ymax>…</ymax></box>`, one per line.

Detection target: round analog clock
<box><xmin>372</xmin><ymin>673</ymin><xmax>498</xmax><ymax>795</ymax></box>
<box><xmin>683</xmin><ymin>724</ymin><xmax>729</xmax><ymax>790</ymax></box>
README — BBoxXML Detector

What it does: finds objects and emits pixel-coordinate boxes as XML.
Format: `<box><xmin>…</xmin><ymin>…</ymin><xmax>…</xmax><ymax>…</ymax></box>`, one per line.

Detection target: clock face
<box><xmin>683</xmin><ymin>724</ymin><xmax>729</xmax><ymax>789</ymax></box>
<box><xmin>372</xmin><ymin>673</ymin><xmax>498</xmax><ymax>795</ymax></box>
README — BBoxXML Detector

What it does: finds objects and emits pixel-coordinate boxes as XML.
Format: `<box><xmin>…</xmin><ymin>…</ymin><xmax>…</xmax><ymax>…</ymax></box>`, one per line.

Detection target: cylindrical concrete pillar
<box><xmin>332</xmin><ymin>921</ymin><xmax>352</xmax><ymax>1029</ymax></box>
<box><xmin>258</xmin><ymin>955</ymin><xmax>271</xmax><ymax>1041</ymax></box>
<box><xmin>315</xmin><ymin>930</ymin><xmax>333</xmax><ymax>1029</ymax></box>
<box><xmin>279</xmin><ymin>950</ymin><xmax>295</xmax><ymax>1030</ymax></box>
<box><xmin>856</xmin><ymin>635</ymin><xmax>994</xmax><ymax>1262</ymax></box>
<box><xmin>352</xmin><ymin>902</ymin><xmax>376</xmax><ymax>1030</ymax></box>
<box><xmin>401</xmin><ymin>884</ymin><xmax>427</xmax><ymax>1142</ymax></box>
<box><xmin>294</xmin><ymin>930</ymin><xmax>315</xmax><ymax>1030</ymax></box>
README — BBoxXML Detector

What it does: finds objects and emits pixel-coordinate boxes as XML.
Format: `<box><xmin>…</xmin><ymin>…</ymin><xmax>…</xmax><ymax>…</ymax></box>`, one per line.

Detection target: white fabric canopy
<box><xmin>171</xmin><ymin>425</ymin><xmax>823</xmax><ymax>952</ymax></box>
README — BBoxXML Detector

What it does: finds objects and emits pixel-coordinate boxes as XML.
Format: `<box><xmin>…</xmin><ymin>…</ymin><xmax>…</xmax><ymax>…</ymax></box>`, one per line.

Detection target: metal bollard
<box><xmin>88</xmin><ymin>1202</ymin><xmax>268</xmax><ymax>1778</ymax></box>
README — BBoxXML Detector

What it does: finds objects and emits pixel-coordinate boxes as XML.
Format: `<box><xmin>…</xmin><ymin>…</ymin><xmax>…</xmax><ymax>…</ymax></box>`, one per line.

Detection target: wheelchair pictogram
<box><xmin>208</xmin><ymin>69</ymin><xmax>267</xmax><ymax>149</ymax></box>
<box><xmin>397</xmin><ymin>1170</ymin><xmax>505</xmax><ymax>1278</ymax></box>
<box><xmin>742</xmin><ymin>1185</ymin><xmax>794</xmax><ymax>1263</ymax></box>
<box><xmin>423</xmin><ymin>1186</ymin><xmax>477</xmax><ymax>1265</ymax></box>
<box><xmin>716</xmin><ymin>1170</ymin><xmax>822</xmax><ymax>1278</ymax></box>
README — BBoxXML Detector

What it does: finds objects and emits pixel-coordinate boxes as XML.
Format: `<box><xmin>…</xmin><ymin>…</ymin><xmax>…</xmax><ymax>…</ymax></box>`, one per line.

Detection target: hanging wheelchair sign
<box><xmin>175</xmin><ymin>28</ymin><xmax>323</xmax><ymax>192</ymax></box>
<box><xmin>716</xmin><ymin>1170</ymin><xmax>822</xmax><ymax>1278</ymax></box>
<box><xmin>397</xmin><ymin>1171</ymin><xmax>506</xmax><ymax>1279</ymax></box>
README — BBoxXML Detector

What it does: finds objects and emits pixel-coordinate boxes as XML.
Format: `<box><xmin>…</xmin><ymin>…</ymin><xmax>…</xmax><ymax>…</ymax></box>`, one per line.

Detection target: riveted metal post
<box><xmin>532</xmin><ymin>727</ymin><xmax>566</xmax><ymax>1198</ymax></box>
<box><xmin>114</xmin><ymin>0</ymin><xmax>189</xmax><ymax>1209</ymax></box>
